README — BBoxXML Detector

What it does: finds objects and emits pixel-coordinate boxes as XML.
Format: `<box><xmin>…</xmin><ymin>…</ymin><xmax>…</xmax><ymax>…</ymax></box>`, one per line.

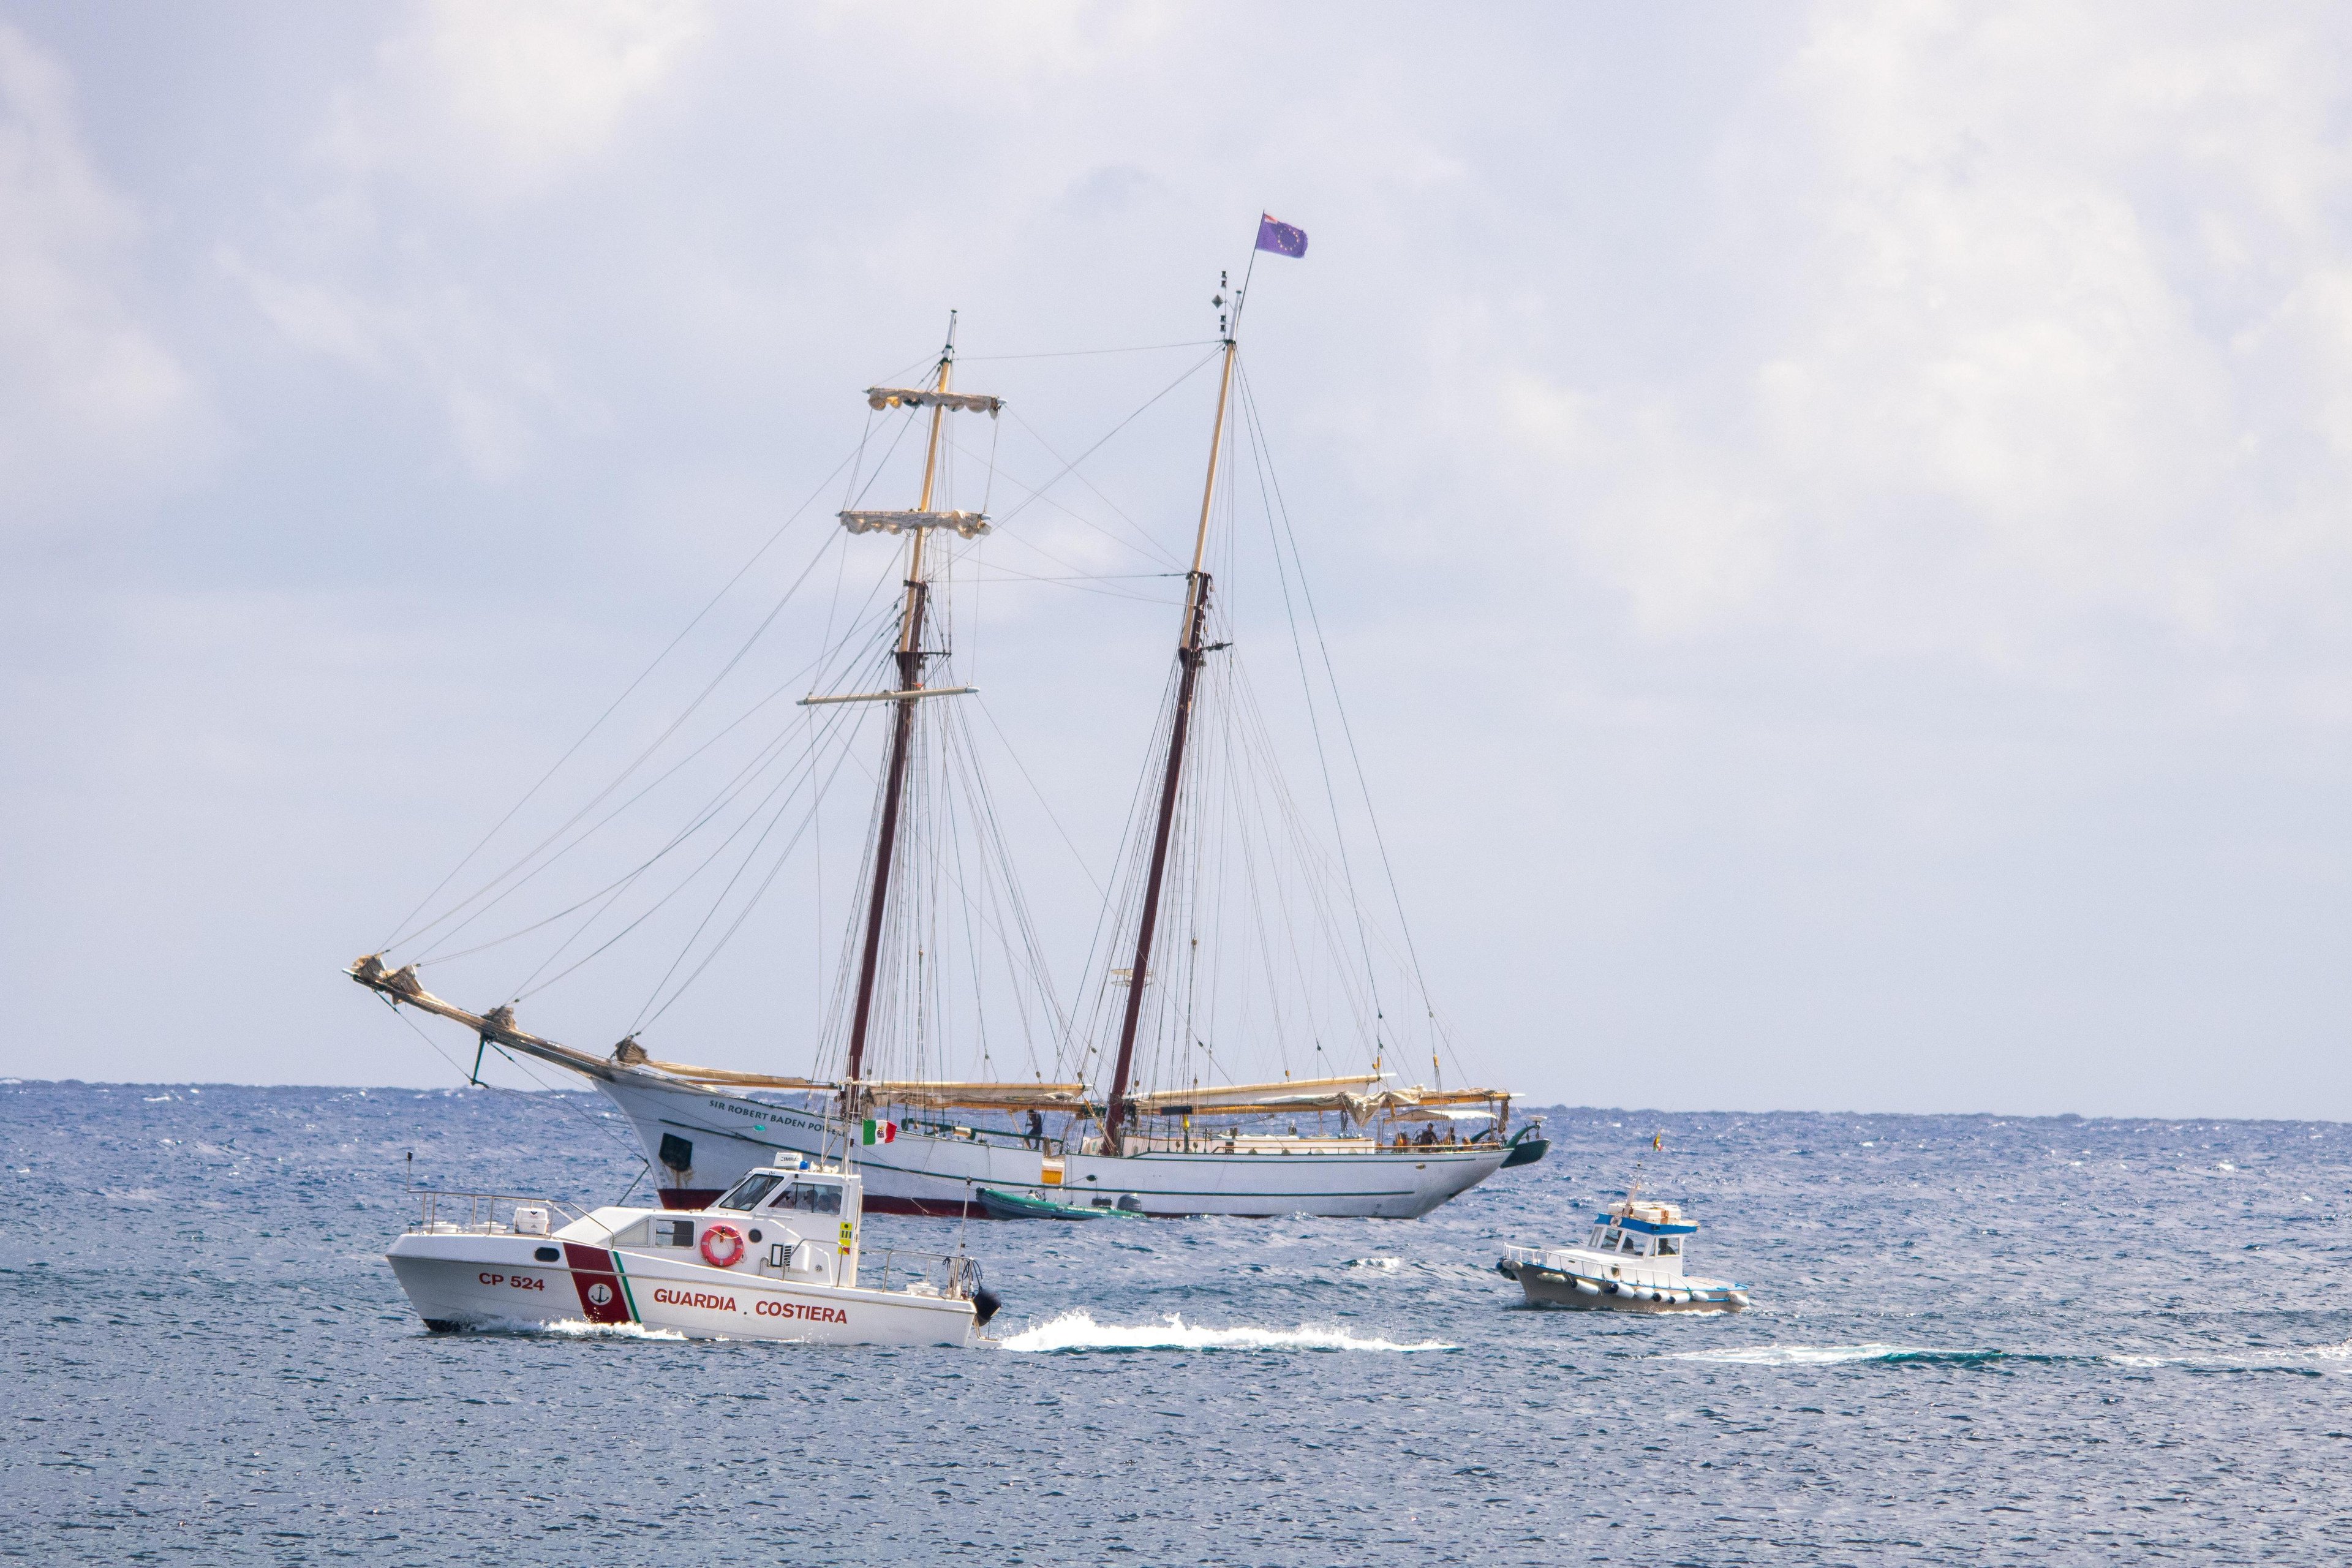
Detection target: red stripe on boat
<box><xmin>562</xmin><ymin>1242</ymin><xmax>632</xmax><ymax>1324</ymax></box>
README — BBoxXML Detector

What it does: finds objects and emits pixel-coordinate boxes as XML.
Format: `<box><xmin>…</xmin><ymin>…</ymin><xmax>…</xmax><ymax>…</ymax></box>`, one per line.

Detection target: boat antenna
<box><xmin>1618</xmin><ymin>1128</ymin><xmax>1666</xmax><ymax>1214</ymax></box>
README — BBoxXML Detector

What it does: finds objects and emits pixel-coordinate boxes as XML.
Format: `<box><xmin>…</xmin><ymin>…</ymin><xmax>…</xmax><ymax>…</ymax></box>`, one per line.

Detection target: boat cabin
<box><xmin>1583</xmin><ymin>1200</ymin><xmax>1698</xmax><ymax>1280</ymax></box>
<box><xmin>607</xmin><ymin>1162</ymin><xmax>865</xmax><ymax>1286</ymax></box>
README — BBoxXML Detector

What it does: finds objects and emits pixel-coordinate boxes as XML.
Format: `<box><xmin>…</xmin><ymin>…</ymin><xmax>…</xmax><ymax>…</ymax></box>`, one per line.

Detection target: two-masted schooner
<box><xmin>355</xmin><ymin>251</ymin><xmax>1545</xmax><ymax>1218</ymax></box>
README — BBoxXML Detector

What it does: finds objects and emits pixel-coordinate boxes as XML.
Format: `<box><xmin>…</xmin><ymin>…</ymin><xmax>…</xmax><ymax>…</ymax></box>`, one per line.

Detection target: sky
<box><xmin>4</xmin><ymin>2</ymin><xmax>2350</xmax><ymax>1119</ymax></box>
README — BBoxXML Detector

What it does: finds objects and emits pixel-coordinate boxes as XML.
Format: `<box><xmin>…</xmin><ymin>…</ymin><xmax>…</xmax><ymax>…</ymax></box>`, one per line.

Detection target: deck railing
<box><xmin>859</xmin><ymin>1245</ymin><xmax>984</xmax><ymax>1302</ymax></box>
<box><xmin>406</xmin><ymin>1188</ymin><xmax>589</xmax><ymax>1235</ymax></box>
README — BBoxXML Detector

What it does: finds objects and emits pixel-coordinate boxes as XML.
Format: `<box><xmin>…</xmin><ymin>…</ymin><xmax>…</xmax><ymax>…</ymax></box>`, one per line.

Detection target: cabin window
<box><xmin>713</xmin><ymin>1174</ymin><xmax>783</xmax><ymax>1212</ymax></box>
<box><xmin>1618</xmin><ymin>1233</ymin><xmax>1643</xmax><ymax>1254</ymax></box>
<box><xmin>1604</xmin><ymin>1229</ymin><xmax>1623</xmax><ymax>1249</ymax></box>
<box><xmin>654</xmin><ymin>1219</ymin><xmax>695</xmax><ymax>1248</ymax></box>
<box><xmin>767</xmin><ymin>1181</ymin><xmax>844</xmax><ymax>1216</ymax></box>
<box><xmin>1656</xmin><ymin>1236</ymin><xmax>1679</xmax><ymax>1256</ymax></box>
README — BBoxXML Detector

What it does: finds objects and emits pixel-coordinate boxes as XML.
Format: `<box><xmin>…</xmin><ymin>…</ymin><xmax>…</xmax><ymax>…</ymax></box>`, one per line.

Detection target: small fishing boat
<box><xmin>388</xmin><ymin>1161</ymin><xmax>1001</xmax><ymax>1346</ymax></box>
<box><xmin>1498</xmin><ymin>1197</ymin><xmax>1750</xmax><ymax>1313</ymax></box>
<box><xmin>974</xmin><ymin>1185</ymin><xmax>1144</xmax><ymax>1221</ymax></box>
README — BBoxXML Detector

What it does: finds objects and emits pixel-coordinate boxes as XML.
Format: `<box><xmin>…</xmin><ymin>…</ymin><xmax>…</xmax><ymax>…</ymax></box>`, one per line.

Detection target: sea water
<box><xmin>2</xmin><ymin>1079</ymin><xmax>2347</xmax><ymax>1564</ymax></box>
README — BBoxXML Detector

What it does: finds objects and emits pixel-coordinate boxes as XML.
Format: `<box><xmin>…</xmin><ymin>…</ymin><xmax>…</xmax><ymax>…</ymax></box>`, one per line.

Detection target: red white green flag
<box><xmin>862</xmin><ymin>1118</ymin><xmax>897</xmax><ymax>1145</ymax></box>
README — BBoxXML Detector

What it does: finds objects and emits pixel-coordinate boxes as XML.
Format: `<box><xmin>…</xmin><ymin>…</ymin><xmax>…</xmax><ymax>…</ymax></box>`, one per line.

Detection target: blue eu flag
<box><xmin>1255</xmin><ymin>213</ymin><xmax>1308</xmax><ymax>258</ymax></box>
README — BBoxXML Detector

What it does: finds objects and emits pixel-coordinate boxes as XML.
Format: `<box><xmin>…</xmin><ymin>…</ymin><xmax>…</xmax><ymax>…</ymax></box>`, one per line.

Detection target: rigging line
<box><xmin>958</xmin><ymin>339</ymin><xmax>1222</xmax><ymax>361</ymax></box>
<box><xmin>516</xmin><ymin>700</ymin><xmax>864</xmax><ymax>1005</ymax></box>
<box><xmin>971</xmin><ymin>696</ymin><xmax>1104</xmax><ymax>897</ymax></box>
<box><xmin>374</xmin><ymin>993</ymin><xmax>641</xmax><ymax>1163</ymax></box>
<box><xmin>1235</xmin><ymin>365</ymin><xmax>1385</xmax><ymax>1039</ymax></box>
<box><xmin>383</xmin><ymin>445</ymin><xmax>866</xmax><ymax>951</ymax></box>
<box><xmin>999</xmin><ymin>408</ymin><xmax>1179</xmax><ymax>568</ymax></box>
<box><xmin>970</xmin><ymin>570</ymin><xmax>1187</xmax><ymax>582</ymax></box>
<box><xmin>843</xmin><ymin>406</ymin><xmax>925</xmax><ymax>513</ymax></box>
<box><xmin>990</xmin><ymin>347</ymin><xmax>1224</xmax><ymax>530</ymax></box>
<box><xmin>393</xmin><ymin>524</ymin><xmax>850</xmax><ymax>957</ymax></box>
<box><xmin>944</xmin><ymin>698</ymin><xmax>1072</xmax><ymax>1050</ymax></box>
<box><xmin>1238</xmin><ymin>363</ymin><xmax>1452</xmax><ymax>1061</ymax></box>
<box><xmin>416</xmin><ymin>603</ymin><xmax>895</xmax><ymax>967</ymax></box>
<box><xmin>1228</xmin><ymin>655</ymin><xmax>1373</xmax><ymax>1050</ymax></box>
<box><xmin>965</xmin><ymin>515</ymin><xmax>1179</xmax><ymax>597</ymax></box>
<box><xmin>841</xmin><ymin>405</ymin><xmax>879</xmax><ymax>513</ymax></box>
<box><xmin>499</xmin><ymin>691</ymin><xmax>863</xmax><ymax>993</ymax></box>
<box><xmin>630</xmin><ymin>732</ymin><xmax>857</xmax><ymax>1031</ymax></box>
<box><xmin>948</xmin><ymin>420</ymin><xmax>1173</xmax><ymax>573</ymax></box>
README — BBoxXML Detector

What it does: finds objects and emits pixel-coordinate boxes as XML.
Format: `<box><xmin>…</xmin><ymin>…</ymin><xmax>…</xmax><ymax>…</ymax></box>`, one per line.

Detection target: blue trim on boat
<box><xmin>1596</xmin><ymin>1213</ymin><xmax>1699</xmax><ymax>1235</ymax></box>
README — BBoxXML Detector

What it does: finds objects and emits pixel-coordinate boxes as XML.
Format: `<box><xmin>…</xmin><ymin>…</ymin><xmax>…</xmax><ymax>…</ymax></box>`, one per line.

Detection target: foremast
<box><xmin>843</xmin><ymin>325</ymin><xmax>959</xmax><ymax>1087</ymax></box>
<box><xmin>1101</xmin><ymin>330</ymin><xmax>1238</xmax><ymax>1155</ymax></box>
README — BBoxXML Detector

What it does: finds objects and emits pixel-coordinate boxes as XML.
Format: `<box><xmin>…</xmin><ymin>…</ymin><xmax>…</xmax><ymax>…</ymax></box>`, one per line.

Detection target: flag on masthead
<box><xmin>1255</xmin><ymin>213</ymin><xmax>1308</xmax><ymax>257</ymax></box>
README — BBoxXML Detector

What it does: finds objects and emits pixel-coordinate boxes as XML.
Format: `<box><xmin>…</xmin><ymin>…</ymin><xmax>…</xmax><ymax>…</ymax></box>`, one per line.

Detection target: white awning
<box><xmin>839</xmin><ymin>510</ymin><xmax>991</xmax><ymax>538</ymax></box>
<box><xmin>865</xmin><ymin>386</ymin><xmax>1003</xmax><ymax>417</ymax></box>
<box><xmin>1384</xmin><ymin>1105</ymin><xmax>1502</xmax><ymax>1123</ymax></box>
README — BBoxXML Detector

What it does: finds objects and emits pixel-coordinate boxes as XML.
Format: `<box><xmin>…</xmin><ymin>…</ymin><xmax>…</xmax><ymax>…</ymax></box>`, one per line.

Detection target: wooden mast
<box><xmin>844</xmin><ymin>323</ymin><xmax>957</xmax><ymax>1085</ymax></box>
<box><xmin>1101</xmin><ymin>329</ymin><xmax>1238</xmax><ymax>1154</ymax></box>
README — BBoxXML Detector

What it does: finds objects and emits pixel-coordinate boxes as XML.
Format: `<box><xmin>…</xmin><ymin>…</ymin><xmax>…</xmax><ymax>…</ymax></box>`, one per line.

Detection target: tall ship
<box><xmin>354</xmin><ymin>227</ymin><xmax>1547</xmax><ymax>1217</ymax></box>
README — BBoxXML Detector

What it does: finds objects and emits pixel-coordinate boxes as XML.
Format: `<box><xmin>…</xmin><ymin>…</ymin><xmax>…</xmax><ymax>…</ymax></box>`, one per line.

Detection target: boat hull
<box><xmin>386</xmin><ymin>1232</ymin><xmax>974</xmax><ymax>1346</ymax></box>
<box><xmin>974</xmin><ymin>1185</ymin><xmax>1142</xmax><ymax>1221</ymax></box>
<box><xmin>1498</xmin><ymin>1257</ymin><xmax>1747</xmax><ymax>1313</ymax></box>
<box><xmin>594</xmin><ymin>1068</ymin><xmax>1511</xmax><ymax>1218</ymax></box>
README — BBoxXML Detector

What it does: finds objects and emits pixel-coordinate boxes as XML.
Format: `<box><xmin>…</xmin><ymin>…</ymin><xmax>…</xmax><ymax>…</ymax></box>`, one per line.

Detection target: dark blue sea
<box><xmin>4</xmin><ymin>1080</ymin><xmax>2348</xmax><ymax>1564</ymax></box>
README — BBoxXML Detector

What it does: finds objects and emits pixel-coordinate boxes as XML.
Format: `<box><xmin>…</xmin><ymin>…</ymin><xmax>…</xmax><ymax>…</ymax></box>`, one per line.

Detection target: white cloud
<box><xmin>326</xmin><ymin>0</ymin><xmax>712</xmax><ymax>197</ymax></box>
<box><xmin>0</xmin><ymin>23</ymin><xmax>208</xmax><ymax>529</ymax></box>
<box><xmin>217</xmin><ymin>2</ymin><xmax>716</xmax><ymax>477</ymax></box>
<box><xmin>1501</xmin><ymin>2</ymin><xmax>2352</xmax><ymax>682</ymax></box>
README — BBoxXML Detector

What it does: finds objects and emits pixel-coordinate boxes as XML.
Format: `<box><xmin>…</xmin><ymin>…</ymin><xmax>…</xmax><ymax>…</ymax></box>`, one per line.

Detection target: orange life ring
<box><xmin>699</xmin><ymin>1223</ymin><xmax>745</xmax><ymax>1268</ymax></box>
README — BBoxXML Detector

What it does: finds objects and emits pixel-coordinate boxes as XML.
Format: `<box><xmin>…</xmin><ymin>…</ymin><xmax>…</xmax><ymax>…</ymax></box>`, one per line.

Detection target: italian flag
<box><xmin>862</xmin><ymin>1118</ymin><xmax>897</xmax><ymax>1145</ymax></box>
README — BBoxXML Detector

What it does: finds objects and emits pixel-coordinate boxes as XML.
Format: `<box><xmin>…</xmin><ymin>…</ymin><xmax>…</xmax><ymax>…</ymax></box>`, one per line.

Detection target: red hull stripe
<box><xmin>562</xmin><ymin>1242</ymin><xmax>633</xmax><ymax>1324</ymax></box>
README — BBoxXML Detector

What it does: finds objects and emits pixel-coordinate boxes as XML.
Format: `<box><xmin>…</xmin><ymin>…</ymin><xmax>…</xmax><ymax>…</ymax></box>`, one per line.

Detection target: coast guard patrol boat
<box><xmin>1498</xmin><ymin>1195</ymin><xmax>1750</xmax><ymax>1313</ymax></box>
<box><xmin>387</xmin><ymin>1160</ymin><xmax>1000</xmax><ymax>1346</ymax></box>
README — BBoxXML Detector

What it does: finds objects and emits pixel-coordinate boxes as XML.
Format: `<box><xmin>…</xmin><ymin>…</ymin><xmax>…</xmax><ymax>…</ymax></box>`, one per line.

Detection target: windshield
<box><xmin>713</xmin><ymin>1173</ymin><xmax>783</xmax><ymax>1212</ymax></box>
<box><xmin>767</xmin><ymin>1180</ymin><xmax>844</xmax><ymax>1216</ymax></box>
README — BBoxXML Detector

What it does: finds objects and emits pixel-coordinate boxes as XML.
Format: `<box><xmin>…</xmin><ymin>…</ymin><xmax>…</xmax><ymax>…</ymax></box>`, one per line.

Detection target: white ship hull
<box><xmin>386</xmin><ymin>1231</ymin><xmax>975</xmax><ymax>1347</ymax></box>
<box><xmin>595</xmin><ymin>1068</ymin><xmax>1509</xmax><ymax>1218</ymax></box>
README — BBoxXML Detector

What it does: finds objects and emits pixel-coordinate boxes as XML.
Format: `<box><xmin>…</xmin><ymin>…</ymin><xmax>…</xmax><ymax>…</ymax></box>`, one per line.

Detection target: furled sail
<box><xmin>838</xmin><ymin>510</ymin><xmax>991</xmax><ymax>538</ymax></box>
<box><xmin>350</xmin><ymin>956</ymin><xmax>828</xmax><ymax>1089</ymax></box>
<box><xmin>865</xmin><ymin>386</ymin><xmax>1003</xmax><ymax>416</ymax></box>
<box><xmin>851</xmin><ymin>1079</ymin><xmax>1093</xmax><ymax>1111</ymax></box>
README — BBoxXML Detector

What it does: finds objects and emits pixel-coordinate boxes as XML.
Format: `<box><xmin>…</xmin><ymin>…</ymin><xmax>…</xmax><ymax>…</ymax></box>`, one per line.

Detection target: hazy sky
<box><xmin>4</xmin><ymin>2</ymin><xmax>2350</xmax><ymax>1118</ymax></box>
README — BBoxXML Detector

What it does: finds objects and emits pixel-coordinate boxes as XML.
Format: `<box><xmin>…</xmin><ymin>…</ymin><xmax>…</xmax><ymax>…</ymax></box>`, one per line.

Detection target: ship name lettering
<box><xmin>755</xmin><ymin>1298</ymin><xmax>846</xmax><ymax>1323</ymax></box>
<box><xmin>651</xmin><ymin>1287</ymin><xmax>739</xmax><ymax>1311</ymax></box>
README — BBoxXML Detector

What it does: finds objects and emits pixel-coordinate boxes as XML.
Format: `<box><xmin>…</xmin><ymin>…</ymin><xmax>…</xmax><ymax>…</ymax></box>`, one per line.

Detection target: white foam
<box><xmin>478</xmin><ymin>1316</ymin><xmax>687</xmax><ymax>1342</ymax></box>
<box><xmin>1670</xmin><ymin>1343</ymin><xmax>1946</xmax><ymax>1366</ymax></box>
<box><xmin>998</xmin><ymin>1309</ymin><xmax>1452</xmax><ymax>1354</ymax></box>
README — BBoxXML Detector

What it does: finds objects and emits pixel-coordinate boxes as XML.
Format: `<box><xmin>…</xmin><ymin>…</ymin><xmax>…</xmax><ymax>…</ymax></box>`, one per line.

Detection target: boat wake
<box><xmin>1671</xmin><ymin>1343</ymin><xmax>2005</xmax><ymax>1367</ymax></box>
<box><xmin>466</xmin><ymin>1316</ymin><xmax>688</xmax><ymax>1343</ymax></box>
<box><xmin>1674</xmin><ymin>1342</ymin><xmax>2352</xmax><ymax>1374</ymax></box>
<box><xmin>998</xmin><ymin>1309</ymin><xmax>1453</xmax><ymax>1354</ymax></box>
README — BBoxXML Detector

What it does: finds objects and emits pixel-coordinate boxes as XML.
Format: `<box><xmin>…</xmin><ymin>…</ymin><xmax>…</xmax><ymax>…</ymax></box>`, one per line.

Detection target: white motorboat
<box><xmin>387</xmin><ymin>1161</ymin><xmax>1000</xmax><ymax>1346</ymax></box>
<box><xmin>1498</xmin><ymin>1197</ymin><xmax>1750</xmax><ymax>1313</ymax></box>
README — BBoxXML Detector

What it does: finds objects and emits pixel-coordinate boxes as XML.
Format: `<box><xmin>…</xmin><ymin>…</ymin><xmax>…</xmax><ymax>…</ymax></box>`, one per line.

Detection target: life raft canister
<box><xmin>699</xmin><ymin>1223</ymin><xmax>746</xmax><ymax>1268</ymax></box>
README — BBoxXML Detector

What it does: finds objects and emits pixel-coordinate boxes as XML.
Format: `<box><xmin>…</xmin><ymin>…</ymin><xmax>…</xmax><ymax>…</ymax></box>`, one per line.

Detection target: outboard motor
<box><xmin>972</xmin><ymin>1287</ymin><xmax>1003</xmax><ymax>1328</ymax></box>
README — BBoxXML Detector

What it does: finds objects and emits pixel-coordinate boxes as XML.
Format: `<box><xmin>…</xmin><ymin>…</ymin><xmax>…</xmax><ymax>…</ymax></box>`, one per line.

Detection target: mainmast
<box><xmin>1101</xmin><ymin>324</ymin><xmax>1239</xmax><ymax>1154</ymax></box>
<box><xmin>843</xmin><ymin>324</ymin><xmax>959</xmax><ymax>1085</ymax></box>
